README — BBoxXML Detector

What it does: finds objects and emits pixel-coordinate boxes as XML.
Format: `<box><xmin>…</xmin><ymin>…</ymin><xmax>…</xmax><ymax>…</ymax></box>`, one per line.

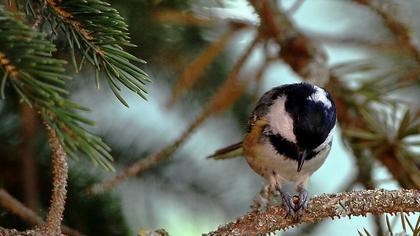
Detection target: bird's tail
<box><xmin>207</xmin><ymin>142</ymin><xmax>243</xmax><ymax>160</ymax></box>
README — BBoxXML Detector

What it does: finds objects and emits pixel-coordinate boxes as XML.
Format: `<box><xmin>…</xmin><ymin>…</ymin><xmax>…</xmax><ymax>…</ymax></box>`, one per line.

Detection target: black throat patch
<box><xmin>267</xmin><ymin>133</ymin><xmax>319</xmax><ymax>161</ymax></box>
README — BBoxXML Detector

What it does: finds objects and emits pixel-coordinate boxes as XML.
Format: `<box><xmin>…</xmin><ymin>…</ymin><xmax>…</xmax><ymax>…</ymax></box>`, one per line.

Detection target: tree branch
<box><xmin>39</xmin><ymin>123</ymin><xmax>69</xmax><ymax>236</ymax></box>
<box><xmin>0</xmin><ymin>189</ymin><xmax>84</xmax><ymax>236</ymax></box>
<box><xmin>206</xmin><ymin>189</ymin><xmax>420</xmax><ymax>236</ymax></box>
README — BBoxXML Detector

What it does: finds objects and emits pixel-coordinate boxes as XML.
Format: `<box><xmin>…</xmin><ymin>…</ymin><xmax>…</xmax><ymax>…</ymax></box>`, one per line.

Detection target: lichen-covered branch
<box><xmin>206</xmin><ymin>189</ymin><xmax>420</xmax><ymax>236</ymax></box>
<box><xmin>39</xmin><ymin>123</ymin><xmax>69</xmax><ymax>236</ymax></box>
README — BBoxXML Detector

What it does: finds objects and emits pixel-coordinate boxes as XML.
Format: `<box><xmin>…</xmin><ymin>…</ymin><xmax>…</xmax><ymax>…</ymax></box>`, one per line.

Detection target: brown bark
<box><xmin>206</xmin><ymin>189</ymin><xmax>420</xmax><ymax>236</ymax></box>
<box><xmin>39</xmin><ymin>124</ymin><xmax>68</xmax><ymax>236</ymax></box>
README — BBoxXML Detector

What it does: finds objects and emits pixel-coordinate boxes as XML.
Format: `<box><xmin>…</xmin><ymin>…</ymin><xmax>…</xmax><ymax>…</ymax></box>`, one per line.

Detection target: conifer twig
<box><xmin>206</xmin><ymin>189</ymin><xmax>420</xmax><ymax>236</ymax></box>
<box><xmin>39</xmin><ymin>123</ymin><xmax>69</xmax><ymax>236</ymax></box>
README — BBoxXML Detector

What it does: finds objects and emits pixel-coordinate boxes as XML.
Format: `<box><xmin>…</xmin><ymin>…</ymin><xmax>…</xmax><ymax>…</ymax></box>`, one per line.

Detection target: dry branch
<box><xmin>206</xmin><ymin>189</ymin><xmax>420</xmax><ymax>236</ymax></box>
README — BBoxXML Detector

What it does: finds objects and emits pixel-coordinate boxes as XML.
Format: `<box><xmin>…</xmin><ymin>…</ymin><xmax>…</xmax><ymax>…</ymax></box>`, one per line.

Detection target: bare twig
<box><xmin>0</xmin><ymin>189</ymin><xmax>84</xmax><ymax>236</ymax></box>
<box><xmin>39</xmin><ymin>124</ymin><xmax>69</xmax><ymax>236</ymax></box>
<box><xmin>206</xmin><ymin>189</ymin><xmax>420</xmax><ymax>236</ymax></box>
<box><xmin>88</xmin><ymin>34</ymin><xmax>261</xmax><ymax>194</ymax></box>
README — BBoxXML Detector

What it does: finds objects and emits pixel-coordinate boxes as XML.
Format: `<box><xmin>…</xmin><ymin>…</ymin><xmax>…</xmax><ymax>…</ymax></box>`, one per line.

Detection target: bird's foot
<box><xmin>279</xmin><ymin>190</ymin><xmax>296</xmax><ymax>217</ymax></box>
<box><xmin>278</xmin><ymin>187</ymin><xmax>309</xmax><ymax>220</ymax></box>
<box><xmin>294</xmin><ymin>187</ymin><xmax>309</xmax><ymax>217</ymax></box>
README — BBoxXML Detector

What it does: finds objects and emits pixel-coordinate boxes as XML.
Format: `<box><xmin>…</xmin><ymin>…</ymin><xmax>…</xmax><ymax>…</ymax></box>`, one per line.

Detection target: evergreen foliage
<box><xmin>30</xmin><ymin>0</ymin><xmax>151</xmax><ymax>106</ymax></box>
<box><xmin>0</xmin><ymin>0</ymin><xmax>150</xmax><ymax>169</ymax></box>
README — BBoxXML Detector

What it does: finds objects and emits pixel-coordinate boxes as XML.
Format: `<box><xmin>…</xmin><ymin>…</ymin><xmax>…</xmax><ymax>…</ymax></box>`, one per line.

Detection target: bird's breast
<box><xmin>244</xmin><ymin>142</ymin><xmax>330</xmax><ymax>183</ymax></box>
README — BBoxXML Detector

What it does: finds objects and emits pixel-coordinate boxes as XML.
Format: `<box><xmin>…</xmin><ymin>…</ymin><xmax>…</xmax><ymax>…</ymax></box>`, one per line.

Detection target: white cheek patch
<box><xmin>267</xmin><ymin>96</ymin><xmax>297</xmax><ymax>143</ymax></box>
<box><xmin>308</xmin><ymin>86</ymin><xmax>332</xmax><ymax>108</ymax></box>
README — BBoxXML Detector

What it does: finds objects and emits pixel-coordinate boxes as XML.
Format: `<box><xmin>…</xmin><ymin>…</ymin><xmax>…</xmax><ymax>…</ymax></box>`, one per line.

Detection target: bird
<box><xmin>208</xmin><ymin>82</ymin><xmax>337</xmax><ymax>218</ymax></box>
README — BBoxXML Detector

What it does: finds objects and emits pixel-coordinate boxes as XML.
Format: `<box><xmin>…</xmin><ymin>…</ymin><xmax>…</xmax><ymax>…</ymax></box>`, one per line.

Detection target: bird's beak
<box><xmin>297</xmin><ymin>150</ymin><xmax>307</xmax><ymax>172</ymax></box>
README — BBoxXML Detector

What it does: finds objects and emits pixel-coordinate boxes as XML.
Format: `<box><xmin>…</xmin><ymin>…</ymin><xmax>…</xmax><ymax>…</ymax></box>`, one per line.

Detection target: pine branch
<box><xmin>39</xmin><ymin>0</ymin><xmax>150</xmax><ymax>106</ymax></box>
<box><xmin>206</xmin><ymin>189</ymin><xmax>420</xmax><ymax>236</ymax></box>
<box><xmin>39</xmin><ymin>123</ymin><xmax>68</xmax><ymax>236</ymax></box>
<box><xmin>0</xmin><ymin>6</ymin><xmax>114</xmax><ymax>170</ymax></box>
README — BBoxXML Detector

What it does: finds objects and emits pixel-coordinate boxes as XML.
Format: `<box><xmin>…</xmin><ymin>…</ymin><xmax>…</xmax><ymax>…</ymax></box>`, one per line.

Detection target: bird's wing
<box><xmin>207</xmin><ymin>142</ymin><xmax>243</xmax><ymax>160</ymax></box>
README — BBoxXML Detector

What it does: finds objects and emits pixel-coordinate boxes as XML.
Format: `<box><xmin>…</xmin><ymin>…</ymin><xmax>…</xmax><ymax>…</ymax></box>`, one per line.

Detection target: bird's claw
<box><xmin>279</xmin><ymin>191</ymin><xmax>295</xmax><ymax>217</ymax></box>
<box><xmin>278</xmin><ymin>188</ymin><xmax>309</xmax><ymax>220</ymax></box>
<box><xmin>294</xmin><ymin>188</ymin><xmax>309</xmax><ymax>217</ymax></box>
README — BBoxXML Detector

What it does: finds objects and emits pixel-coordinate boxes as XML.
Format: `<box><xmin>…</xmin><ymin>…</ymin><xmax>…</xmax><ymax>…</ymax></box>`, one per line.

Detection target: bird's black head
<box><xmin>284</xmin><ymin>83</ymin><xmax>336</xmax><ymax>151</ymax></box>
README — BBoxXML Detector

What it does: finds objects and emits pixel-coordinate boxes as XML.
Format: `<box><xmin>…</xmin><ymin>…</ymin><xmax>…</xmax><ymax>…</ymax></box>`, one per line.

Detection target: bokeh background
<box><xmin>1</xmin><ymin>0</ymin><xmax>419</xmax><ymax>235</ymax></box>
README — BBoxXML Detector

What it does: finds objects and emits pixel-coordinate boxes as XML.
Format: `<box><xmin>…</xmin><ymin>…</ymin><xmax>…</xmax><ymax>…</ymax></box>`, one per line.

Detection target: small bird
<box><xmin>208</xmin><ymin>82</ymin><xmax>336</xmax><ymax>217</ymax></box>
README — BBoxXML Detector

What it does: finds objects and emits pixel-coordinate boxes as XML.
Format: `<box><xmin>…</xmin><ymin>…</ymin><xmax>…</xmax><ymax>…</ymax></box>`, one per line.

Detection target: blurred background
<box><xmin>0</xmin><ymin>0</ymin><xmax>419</xmax><ymax>235</ymax></box>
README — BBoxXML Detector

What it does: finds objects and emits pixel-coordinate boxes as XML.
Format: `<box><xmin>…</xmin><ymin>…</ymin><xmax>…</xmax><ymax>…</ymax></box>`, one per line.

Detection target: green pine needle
<box><xmin>42</xmin><ymin>0</ymin><xmax>151</xmax><ymax>105</ymax></box>
<box><xmin>0</xmin><ymin>6</ymin><xmax>113</xmax><ymax>171</ymax></box>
